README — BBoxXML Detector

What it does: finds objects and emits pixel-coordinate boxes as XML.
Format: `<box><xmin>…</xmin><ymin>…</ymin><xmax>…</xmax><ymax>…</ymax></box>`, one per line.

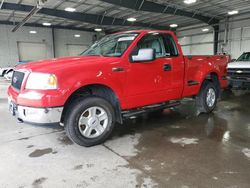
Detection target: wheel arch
<box><xmin>61</xmin><ymin>84</ymin><xmax>123</xmax><ymax>124</ymax></box>
<box><xmin>202</xmin><ymin>71</ymin><xmax>221</xmax><ymax>97</ymax></box>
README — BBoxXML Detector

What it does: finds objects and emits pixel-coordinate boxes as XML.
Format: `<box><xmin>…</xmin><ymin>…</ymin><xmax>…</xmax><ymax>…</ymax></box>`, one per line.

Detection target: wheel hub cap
<box><xmin>78</xmin><ymin>106</ymin><xmax>108</xmax><ymax>138</ymax></box>
<box><xmin>88</xmin><ymin>117</ymin><xmax>98</xmax><ymax>127</ymax></box>
<box><xmin>206</xmin><ymin>88</ymin><xmax>216</xmax><ymax>107</ymax></box>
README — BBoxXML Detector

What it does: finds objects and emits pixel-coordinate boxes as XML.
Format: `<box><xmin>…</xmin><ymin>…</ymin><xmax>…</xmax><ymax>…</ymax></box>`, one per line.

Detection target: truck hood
<box><xmin>227</xmin><ymin>61</ymin><xmax>250</xmax><ymax>69</ymax></box>
<box><xmin>15</xmin><ymin>56</ymin><xmax>121</xmax><ymax>73</ymax></box>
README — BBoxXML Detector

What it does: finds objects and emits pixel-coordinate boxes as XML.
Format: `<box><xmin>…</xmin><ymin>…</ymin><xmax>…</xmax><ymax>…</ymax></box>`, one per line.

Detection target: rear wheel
<box><xmin>65</xmin><ymin>97</ymin><xmax>115</xmax><ymax>147</ymax></box>
<box><xmin>196</xmin><ymin>81</ymin><xmax>218</xmax><ymax>113</ymax></box>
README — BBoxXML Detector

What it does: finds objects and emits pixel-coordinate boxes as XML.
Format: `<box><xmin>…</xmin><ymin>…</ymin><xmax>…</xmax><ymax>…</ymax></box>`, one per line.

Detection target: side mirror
<box><xmin>231</xmin><ymin>59</ymin><xmax>236</xmax><ymax>62</ymax></box>
<box><xmin>131</xmin><ymin>48</ymin><xmax>155</xmax><ymax>62</ymax></box>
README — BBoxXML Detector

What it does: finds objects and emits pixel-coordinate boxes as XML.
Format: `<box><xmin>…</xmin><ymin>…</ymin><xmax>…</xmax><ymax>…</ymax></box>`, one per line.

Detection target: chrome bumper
<box><xmin>8</xmin><ymin>98</ymin><xmax>63</xmax><ymax>124</ymax></box>
<box><xmin>226</xmin><ymin>76</ymin><xmax>250</xmax><ymax>82</ymax></box>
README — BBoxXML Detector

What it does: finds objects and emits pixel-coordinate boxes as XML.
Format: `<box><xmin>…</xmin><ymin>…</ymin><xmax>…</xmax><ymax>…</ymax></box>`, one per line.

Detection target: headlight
<box><xmin>26</xmin><ymin>72</ymin><xmax>58</xmax><ymax>90</ymax></box>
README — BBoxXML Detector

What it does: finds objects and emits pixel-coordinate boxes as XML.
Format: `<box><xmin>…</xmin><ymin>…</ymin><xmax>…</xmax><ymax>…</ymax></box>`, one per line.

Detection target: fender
<box><xmin>59</xmin><ymin>69</ymin><xmax>127</xmax><ymax>108</ymax></box>
<box><xmin>182</xmin><ymin>57</ymin><xmax>221</xmax><ymax>97</ymax></box>
<box><xmin>198</xmin><ymin>62</ymin><xmax>221</xmax><ymax>83</ymax></box>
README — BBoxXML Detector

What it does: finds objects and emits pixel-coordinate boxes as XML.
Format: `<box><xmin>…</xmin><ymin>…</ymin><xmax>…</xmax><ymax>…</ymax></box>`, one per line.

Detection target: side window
<box><xmin>135</xmin><ymin>34</ymin><xmax>166</xmax><ymax>58</ymax></box>
<box><xmin>162</xmin><ymin>34</ymin><xmax>179</xmax><ymax>57</ymax></box>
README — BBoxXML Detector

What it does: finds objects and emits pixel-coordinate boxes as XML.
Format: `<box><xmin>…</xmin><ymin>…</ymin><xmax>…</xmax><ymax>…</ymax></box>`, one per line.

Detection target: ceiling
<box><xmin>0</xmin><ymin>0</ymin><xmax>250</xmax><ymax>33</ymax></box>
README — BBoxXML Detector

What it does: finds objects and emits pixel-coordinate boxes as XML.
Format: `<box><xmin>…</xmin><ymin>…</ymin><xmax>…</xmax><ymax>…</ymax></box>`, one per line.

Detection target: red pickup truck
<box><xmin>8</xmin><ymin>30</ymin><xmax>229</xmax><ymax>146</ymax></box>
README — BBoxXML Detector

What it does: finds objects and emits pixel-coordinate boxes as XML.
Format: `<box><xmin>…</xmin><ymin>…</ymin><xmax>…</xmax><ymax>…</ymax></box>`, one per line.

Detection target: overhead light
<box><xmin>184</xmin><ymin>0</ymin><xmax>197</xmax><ymax>4</ymax></box>
<box><xmin>170</xmin><ymin>24</ymin><xmax>178</xmax><ymax>28</ymax></box>
<box><xmin>127</xmin><ymin>17</ymin><xmax>137</xmax><ymax>22</ymax></box>
<box><xmin>202</xmin><ymin>28</ymin><xmax>209</xmax><ymax>32</ymax></box>
<box><xmin>94</xmin><ymin>28</ymin><xmax>102</xmax><ymax>32</ymax></box>
<box><xmin>74</xmin><ymin>34</ymin><xmax>81</xmax><ymax>38</ymax></box>
<box><xmin>65</xmin><ymin>7</ymin><xmax>76</xmax><ymax>12</ymax></box>
<box><xmin>29</xmin><ymin>30</ymin><xmax>37</xmax><ymax>34</ymax></box>
<box><xmin>228</xmin><ymin>10</ymin><xmax>239</xmax><ymax>15</ymax></box>
<box><xmin>43</xmin><ymin>22</ymin><xmax>51</xmax><ymax>26</ymax></box>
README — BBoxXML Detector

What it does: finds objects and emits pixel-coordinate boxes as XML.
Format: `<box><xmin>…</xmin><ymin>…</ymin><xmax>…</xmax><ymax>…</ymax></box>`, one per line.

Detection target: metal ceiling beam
<box><xmin>1</xmin><ymin>2</ymin><xmax>169</xmax><ymax>30</ymax></box>
<box><xmin>0</xmin><ymin>20</ymin><xmax>96</xmax><ymax>32</ymax></box>
<box><xmin>99</xmin><ymin>0</ymin><xmax>220</xmax><ymax>25</ymax></box>
<box><xmin>0</xmin><ymin>0</ymin><xmax>5</xmax><ymax>9</ymax></box>
<box><xmin>12</xmin><ymin>5</ymin><xmax>41</xmax><ymax>32</ymax></box>
<box><xmin>10</xmin><ymin>0</ymin><xmax>48</xmax><ymax>32</ymax></box>
<box><xmin>213</xmin><ymin>25</ymin><xmax>219</xmax><ymax>55</ymax></box>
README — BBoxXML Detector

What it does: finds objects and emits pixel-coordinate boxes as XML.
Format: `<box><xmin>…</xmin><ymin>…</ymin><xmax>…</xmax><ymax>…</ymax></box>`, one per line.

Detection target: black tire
<box><xmin>227</xmin><ymin>81</ymin><xmax>233</xmax><ymax>90</ymax></box>
<box><xmin>65</xmin><ymin>97</ymin><xmax>115</xmax><ymax>147</ymax></box>
<box><xmin>196</xmin><ymin>80</ymin><xmax>218</xmax><ymax>113</ymax></box>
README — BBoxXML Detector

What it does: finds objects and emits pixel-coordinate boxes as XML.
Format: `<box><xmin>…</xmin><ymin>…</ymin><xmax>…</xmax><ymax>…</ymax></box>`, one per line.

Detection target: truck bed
<box><xmin>182</xmin><ymin>55</ymin><xmax>229</xmax><ymax>97</ymax></box>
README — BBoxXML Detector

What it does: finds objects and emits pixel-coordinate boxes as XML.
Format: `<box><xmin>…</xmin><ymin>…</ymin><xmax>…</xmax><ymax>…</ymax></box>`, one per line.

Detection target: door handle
<box><xmin>163</xmin><ymin>64</ymin><xmax>171</xmax><ymax>71</ymax></box>
<box><xmin>112</xmin><ymin>67</ymin><xmax>125</xmax><ymax>72</ymax></box>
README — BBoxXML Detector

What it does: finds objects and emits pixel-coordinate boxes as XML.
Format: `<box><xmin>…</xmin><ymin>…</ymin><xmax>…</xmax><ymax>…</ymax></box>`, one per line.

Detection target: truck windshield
<box><xmin>82</xmin><ymin>33</ymin><xmax>138</xmax><ymax>57</ymax></box>
<box><xmin>237</xmin><ymin>52</ymin><xmax>250</xmax><ymax>61</ymax></box>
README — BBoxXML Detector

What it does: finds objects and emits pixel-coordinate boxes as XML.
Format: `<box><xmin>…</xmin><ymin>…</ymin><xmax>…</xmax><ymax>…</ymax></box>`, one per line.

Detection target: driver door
<box><xmin>125</xmin><ymin>33</ymin><xmax>172</xmax><ymax>109</ymax></box>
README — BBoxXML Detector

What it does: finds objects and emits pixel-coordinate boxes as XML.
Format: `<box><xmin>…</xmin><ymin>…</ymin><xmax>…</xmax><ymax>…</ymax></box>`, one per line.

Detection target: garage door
<box><xmin>67</xmin><ymin>44</ymin><xmax>88</xmax><ymax>56</ymax></box>
<box><xmin>179</xmin><ymin>34</ymin><xmax>214</xmax><ymax>55</ymax></box>
<box><xmin>17</xmin><ymin>42</ymin><xmax>47</xmax><ymax>62</ymax></box>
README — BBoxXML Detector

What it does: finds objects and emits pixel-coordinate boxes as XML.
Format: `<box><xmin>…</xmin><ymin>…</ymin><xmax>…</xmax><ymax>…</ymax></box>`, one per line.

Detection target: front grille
<box><xmin>11</xmin><ymin>71</ymin><xmax>25</xmax><ymax>91</ymax></box>
<box><xmin>227</xmin><ymin>68</ymin><xmax>250</xmax><ymax>78</ymax></box>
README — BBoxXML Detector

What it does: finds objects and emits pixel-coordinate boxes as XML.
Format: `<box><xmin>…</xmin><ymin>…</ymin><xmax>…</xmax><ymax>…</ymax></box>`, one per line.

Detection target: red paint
<box><xmin>8</xmin><ymin>30</ymin><xmax>229</xmax><ymax>110</ymax></box>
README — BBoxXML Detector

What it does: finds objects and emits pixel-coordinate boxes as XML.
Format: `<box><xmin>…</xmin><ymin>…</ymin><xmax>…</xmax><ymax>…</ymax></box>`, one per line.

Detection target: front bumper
<box><xmin>8</xmin><ymin>98</ymin><xmax>63</xmax><ymax>124</ymax></box>
<box><xmin>227</xmin><ymin>76</ymin><xmax>250</xmax><ymax>88</ymax></box>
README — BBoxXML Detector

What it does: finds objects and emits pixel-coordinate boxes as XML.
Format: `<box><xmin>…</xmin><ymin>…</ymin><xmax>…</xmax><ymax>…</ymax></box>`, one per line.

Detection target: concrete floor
<box><xmin>0</xmin><ymin>77</ymin><xmax>250</xmax><ymax>188</ymax></box>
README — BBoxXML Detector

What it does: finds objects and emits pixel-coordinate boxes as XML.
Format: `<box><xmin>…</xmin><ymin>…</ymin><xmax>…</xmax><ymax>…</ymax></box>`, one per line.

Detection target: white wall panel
<box><xmin>177</xmin><ymin>26</ymin><xmax>213</xmax><ymax>37</ymax></box>
<box><xmin>54</xmin><ymin>29</ymin><xmax>94</xmax><ymax>57</ymax></box>
<box><xmin>177</xmin><ymin>34</ymin><xmax>213</xmax><ymax>55</ymax></box>
<box><xmin>177</xmin><ymin>26</ymin><xmax>214</xmax><ymax>55</ymax></box>
<box><xmin>230</xmin><ymin>41</ymin><xmax>241</xmax><ymax>59</ymax></box>
<box><xmin>220</xmin><ymin>14</ymin><xmax>250</xmax><ymax>59</ymax></box>
<box><xmin>241</xmin><ymin>40</ymin><xmax>250</xmax><ymax>53</ymax></box>
<box><xmin>224</xmin><ymin>26</ymin><xmax>250</xmax><ymax>59</ymax></box>
<box><xmin>191</xmin><ymin>44</ymin><xmax>214</xmax><ymax>55</ymax></box>
<box><xmin>17</xmin><ymin>42</ymin><xmax>47</xmax><ymax>61</ymax></box>
<box><xmin>242</xmin><ymin>27</ymin><xmax>250</xmax><ymax>38</ymax></box>
<box><xmin>67</xmin><ymin>44</ymin><xmax>89</xmax><ymax>56</ymax></box>
<box><xmin>0</xmin><ymin>24</ymin><xmax>96</xmax><ymax>67</ymax></box>
<box><xmin>231</xmin><ymin>28</ymin><xmax>241</xmax><ymax>39</ymax></box>
<box><xmin>0</xmin><ymin>25</ymin><xmax>53</xmax><ymax>67</ymax></box>
<box><xmin>177</xmin><ymin>13</ymin><xmax>250</xmax><ymax>58</ymax></box>
<box><xmin>181</xmin><ymin>46</ymin><xmax>191</xmax><ymax>55</ymax></box>
<box><xmin>178</xmin><ymin>37</ymin><xmax>191</xmax><ymax>45</ymax></box>
<box><xmin>191</xmin><ymin>34</ymin><xmax>213</xmax><ymax>43</ymax></box>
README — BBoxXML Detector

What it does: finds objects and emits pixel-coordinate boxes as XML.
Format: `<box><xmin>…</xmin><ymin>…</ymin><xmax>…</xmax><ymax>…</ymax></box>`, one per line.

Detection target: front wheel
<box><xmin>65</xmin><ymin>97</ymin><xmax>115</xmax><ymax>147</ymax></box>
<box><xmin>196</xmin><ymin>81</ymin><xmax>218</xmax><ymax>113</ymax></box>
